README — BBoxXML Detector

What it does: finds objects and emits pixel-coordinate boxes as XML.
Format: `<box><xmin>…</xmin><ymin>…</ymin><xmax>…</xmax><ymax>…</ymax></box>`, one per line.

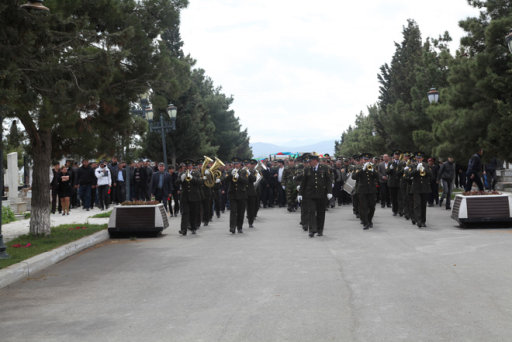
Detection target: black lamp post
<box><xmin>506</xmin><ymin>29</ymin><xmax>512</xmax><ymax>55</ymax></box>
<box><xmin>427</xmin><ymin>88</ymin><xmax>440</xmax><ymax>104</ymax></box>
<box><xmin>145</xmin><ymin>105</ymin><xmax>177</xmax><ymax>168</ymax></box>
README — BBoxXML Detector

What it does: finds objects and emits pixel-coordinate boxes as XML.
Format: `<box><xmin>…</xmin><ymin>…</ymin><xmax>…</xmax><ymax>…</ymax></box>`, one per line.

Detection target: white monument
<box><xmin>6</xmin><ymin>152</ymin><xmax>27</xmax><ymax>213</ymax></box>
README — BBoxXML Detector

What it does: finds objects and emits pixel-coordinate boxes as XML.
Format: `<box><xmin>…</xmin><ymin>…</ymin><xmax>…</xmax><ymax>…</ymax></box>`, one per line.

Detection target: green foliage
<box><xmin>90</xmin><ymin>210</ymin><xmax>112</xmax><ymax>218</ymax></box>
<box><xmin>0</xmin><ymin>224</ymin><xmax>107</xmax><ymax>269</ymax></box>
<box><xmin>2</xmin><ymin>205</ymin><xmax>16</xmax><ymax>224</ymax></box>
<box><xmin>337</xmin><ymin>3</ymin><xmax>512</xmax><ymax>163</ymax></box>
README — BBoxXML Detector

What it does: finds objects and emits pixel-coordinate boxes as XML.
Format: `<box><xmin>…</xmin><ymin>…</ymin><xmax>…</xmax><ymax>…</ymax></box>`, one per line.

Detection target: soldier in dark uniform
<box><xmin>225</xmin><ymin>157</ymin><xmax>249</xmax><ymax>234</ymax></box>
<box><xmin>352</xmin><ymin>153</ymin><xmax>379</xmax><ymax>230</ymax></box>
<box><xmin>198</xmin><ymin>158</ymin><xmax>213</xmax><ymax>226</ymax></box>
<box><xmin>212</xmin><ymin>164</ymin><xmax>223</xmax><ymax>218</ymax></box>
<box><xmin>351</xmin><ymin>154</ymin><xmax>362</xmax><ymax>219</ymax></box>
<box><xmin>402</xmin><ymin>153</ymin><xmax>415</xmax><ymax>221</ymax></box>
<box><xmin>178</xmin><ymin>160</ymin><xmax>201</xmax><ymax>235</ymax></box>
<box><xmin>298</xmin><ymin>153</ymin><xmax>333</xmax><ymax>238</ymax></box>
<box><xmin>410</xmin><ymin>152</ymin><xmax>432</xmax><ymax>228</ymax></box>
<box><xmin>246</xmin><ymin>159</ymin><xmax>258</xmax><ymax>228</ymax></box>
<box><xmin>295</xmin><ymin>155</ymin><xmax>307</xmax><ymax>230</ymax></box>
<box><xmin>386</xmin><ymin>150</ymin><xmax>402</xmax><ymax>216</ymax></box>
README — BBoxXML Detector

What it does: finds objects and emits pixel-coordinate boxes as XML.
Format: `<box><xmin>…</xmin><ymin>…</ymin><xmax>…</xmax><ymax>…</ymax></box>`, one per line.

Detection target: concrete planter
<box><xmin>107</xmin><ymin>204</ymin><xmax>169</xmax><ymax>237</ymax></box>
<box><xmin>451</xmin><ymin>194</ymin><xmax>512</xmax><ymax>227</ymax></box>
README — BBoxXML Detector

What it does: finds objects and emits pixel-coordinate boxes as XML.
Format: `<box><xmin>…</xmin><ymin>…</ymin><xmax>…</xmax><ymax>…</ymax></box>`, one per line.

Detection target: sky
<box><xmin>180</xmin><ymin>0</ymin><xmax>480</xmax><ymax>146</ymax></box>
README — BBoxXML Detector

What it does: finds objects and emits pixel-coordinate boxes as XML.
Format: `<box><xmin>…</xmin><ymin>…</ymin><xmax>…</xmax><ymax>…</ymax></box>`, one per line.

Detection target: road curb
<box><xmin>0</xmin><ymin>230</ymin><xmax>109</xmax><ymax>289</ymax></box>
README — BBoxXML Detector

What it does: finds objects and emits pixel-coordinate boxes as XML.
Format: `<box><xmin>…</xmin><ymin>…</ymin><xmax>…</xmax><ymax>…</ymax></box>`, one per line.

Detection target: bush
<box><xmin>2</xmin><ymin>206</ymin><xmax>16</xmax><ymax>224</ymax></box>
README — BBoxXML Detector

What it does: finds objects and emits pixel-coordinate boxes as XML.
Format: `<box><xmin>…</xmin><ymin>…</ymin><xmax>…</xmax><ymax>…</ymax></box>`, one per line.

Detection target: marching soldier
<box><xmin>386</xmin><ymin>150</ymin><xmax>402</xmax><ymax>216</ymax></box>
<box><xmin>410</xmin><ymin>152</ymin><xmax>432</xmax><ymax>228</ymax></box>
<box><xmin>298</xmin><ymin>153</ymin><xmax>333</xmax><ymax>238</ymax></box>
<box><xmin>198</xmin><ymin>158</ymin><xmax>213</xmax><ymax>227</ymax></box>
<box><xmin>352</xmin><ymin>153</ymin><xmax>379</xmax><ymax>230</ymax></box>
<box><xmin>178</xmin><ymin>160</ymin><xmax>202</xmax><ymax>235</ymax></box>
<box><xmin>283</xmin><ymin>158</ymin><xmax>297</xmax><ymax>212</ymax></box>
<box><xmin>295</xmin><ymin>155</ymin><xmax>307</xmax><ymax>230</ymax></box>
<box><xmin>225</xmin><ymin>157</ymin><xmax>249</xmax><ymax>234</ymax></box>
<box><xmin>351</xmin><ymin>154</ymin><xmax>362</xmax><ymax>219</ymax></box>
<box><xmin>246</xmin><ymin>159</ymin><xmax>258</xmax><ymax>228</ymax></box>
<box><xmin>400</xmin><ymin>152</ymin><xmax>414</xmax><ymax>221</ymax></box>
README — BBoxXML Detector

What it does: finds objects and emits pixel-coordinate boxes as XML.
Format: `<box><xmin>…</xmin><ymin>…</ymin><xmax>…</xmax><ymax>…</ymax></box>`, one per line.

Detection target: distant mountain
<box><xmin>251</xmin><ymin>140</ymin><xmax>335</xmax><ymax>158</ymax></box>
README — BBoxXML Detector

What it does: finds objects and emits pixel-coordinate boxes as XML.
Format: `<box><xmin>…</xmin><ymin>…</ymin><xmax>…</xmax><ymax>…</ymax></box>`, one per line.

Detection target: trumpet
<box><xmin>232</xmin><ymin>168</ymin><xmax>239</xmax><ymax>182</ymax></box>
<box><xmin>366</xmin><ymin>162</ymin><xmax>374</xmax><ymax>171</ymax></box>
<box><xmin>185</xmin><ymin>169</ymin><xmax>192</xmax><ymax>182</ymax></box>
<box><xmin>419</xmin><ymin>163</ymin><xmax>426</xmax><ymax>177</ymax></box>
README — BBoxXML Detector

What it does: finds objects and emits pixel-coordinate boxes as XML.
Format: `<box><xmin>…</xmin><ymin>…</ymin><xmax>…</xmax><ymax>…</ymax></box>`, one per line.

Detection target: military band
<box><xmin>167</xmin><ymin>147</ymin><xmax>441</xmax><ymax>238</ymax></box>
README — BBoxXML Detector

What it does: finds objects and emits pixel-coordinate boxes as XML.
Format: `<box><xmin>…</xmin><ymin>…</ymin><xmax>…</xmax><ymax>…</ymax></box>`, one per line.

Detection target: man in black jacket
<box><xmin>438</xmin><ymin>156</ymin><xmax>455</xmax><ymax>210</ymax></box>
<box><xmin>427</xmin><ymin>158</ymin><xmax>439</xmax><ymax>207</ymax></box>
<box><xmin>133</xmin><ymin>161</ymin><xmax>148</xmax><ymax>200</ymax></box>
<box><xmin>76</xmin><ymin>159</ymin><xmax>95</xmax><ymax>211</ymax></box>
<box><xmin>465</xmin><ymin>148</ymin><xmax>484</xmax><ymax>192</ymax></box>
<box><xmin>151</xmin><ymin>163</ymin><xmax>173</xmax><ymax>212</ymax></box>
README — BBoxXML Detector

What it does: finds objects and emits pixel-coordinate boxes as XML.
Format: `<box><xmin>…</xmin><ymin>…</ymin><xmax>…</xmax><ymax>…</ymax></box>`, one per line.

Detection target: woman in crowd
<box><xmin>58</xmin><ymin>166</ymin><xmax>74</xmax><ymax>215</ymax></box>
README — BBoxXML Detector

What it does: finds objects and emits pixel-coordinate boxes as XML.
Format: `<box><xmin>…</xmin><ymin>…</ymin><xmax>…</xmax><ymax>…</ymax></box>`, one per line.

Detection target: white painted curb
<box><xmin>0</xmin><ymin>230</ymin><xmax>109</xmax><ymax>289</ymax></box>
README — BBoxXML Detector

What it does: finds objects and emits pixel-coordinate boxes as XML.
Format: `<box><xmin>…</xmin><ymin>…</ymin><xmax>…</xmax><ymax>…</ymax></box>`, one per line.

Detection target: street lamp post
<box><xmin>145</xmin><ymin>105</ymin><xmax>177</xmax><ymax>168</ymax></box>
<box><xmin>427</xmin><ymin>88</ymin><xmax>440</xmax><ymax>104</ymax></box>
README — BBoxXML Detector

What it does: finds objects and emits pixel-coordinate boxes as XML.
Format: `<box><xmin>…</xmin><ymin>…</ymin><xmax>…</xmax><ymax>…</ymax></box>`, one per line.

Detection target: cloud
<box><xmin>181</xmin><ymin>0</ymin><xmax>480</xmax><ymax>145</ymax></box>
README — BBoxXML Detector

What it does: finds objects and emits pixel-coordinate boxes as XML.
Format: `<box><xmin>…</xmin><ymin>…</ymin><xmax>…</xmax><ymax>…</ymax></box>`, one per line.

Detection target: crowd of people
<box><xmin>49</xmin><ymin>148</ymin><xmax>500</xmax><ymax>237</ymax></box>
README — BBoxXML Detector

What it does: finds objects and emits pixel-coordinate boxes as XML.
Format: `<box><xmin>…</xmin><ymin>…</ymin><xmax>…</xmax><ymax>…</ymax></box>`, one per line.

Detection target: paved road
<box><xmin>1</xmin><ymin>204</ymin><xmax>512</xmax><ymax>342</ymax></box>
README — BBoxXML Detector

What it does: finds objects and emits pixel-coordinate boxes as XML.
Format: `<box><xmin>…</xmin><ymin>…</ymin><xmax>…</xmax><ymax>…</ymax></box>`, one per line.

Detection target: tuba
<box><xmin>201</xmin><ymin>156</ymin><xmax>215</xmax><ymax>187</ymax></box>
<box><xmin>211</xmin><ymin>157</ymin><xmax>225</xmax><ymax>183</ymax></box>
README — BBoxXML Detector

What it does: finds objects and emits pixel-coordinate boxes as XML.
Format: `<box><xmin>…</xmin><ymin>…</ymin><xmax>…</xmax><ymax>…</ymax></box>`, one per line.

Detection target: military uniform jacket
<box><xmin>352</xmin><ymin>168</ymin><xmax>378</xmax><ymax>194</ymax></box>
<box><xmin>178</xmin><ymin>171</ymin><xmax>202</xmax><ymax>202</ymax></box>
<box><xmin>410</xmin><ymin>162</ymin><xmax>432</xmax><ymax>194</ymax></box>
<box><xmin>247</xmin><ymin>169</ymin><xmax>258</xmax><ymax>197</ymax></box>
<box><xmin>282</xmin><ymin>166</ymin><xmax>296</xmax><ymax>187</ymax></box>
<box><xmin>398</xmin><ymin>161</ymin><xmax>409</xmax><ymax>187</ymax></box>
<box><xmin>386</xmin><ymin>160</ymin><xmax>401</xmax><ymax>188</ymax></box>
<box><xmin>226</xmin><ymin>169</ymin><xmax>249</xmax><ymax>200</ymax></box>
<box><xmin>299</xmin><ymin>164</ymin><xmax>332</xmax><ymax>199</ymax></box>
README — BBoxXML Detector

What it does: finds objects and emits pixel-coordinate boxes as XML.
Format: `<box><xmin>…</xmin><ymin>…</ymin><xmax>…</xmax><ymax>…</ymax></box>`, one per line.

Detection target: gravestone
<box><xmin>6</xmin><ymin>152</ymin><xmax>27</xmax><ymax>214</ymax></box>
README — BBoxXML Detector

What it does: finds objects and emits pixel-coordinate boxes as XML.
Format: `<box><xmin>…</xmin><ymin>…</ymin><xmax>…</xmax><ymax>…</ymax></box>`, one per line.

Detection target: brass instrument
<box><xmin>211</xmin><ymin>157</ymin><xmax>225</xmax><ymax>183</ymax></box>
<box><xmin>185</xmin><ymin>169</ymin><xmax>192</xmax><ymax>182</ymax></box>
<box><xmin>367</xmin><ymin>162</ymin><xmax>374</xmax><ymax>171</ymax></box>
<box><xmin>201</xmin><ymin>156</ymin><xmax>214</xmax><ymax>177</ymax></box>
<box><xmin>419</xmin><ymin>163</ymin><xmax>426</xmax><ymax>177</ymax></box>
<box><xmin>232</xmin><ymin>168</ymin><xmax>239</xmax><ymax>182</ymax></box>
<box><xmin>203</xmin><ymin>156</ymin><xmax>224</xmax><ymax>188</ymax></box>
<box><xmin>256</xmin><ymin>160</ymin><xmax>268</xmax><ymax>172</ymax></box>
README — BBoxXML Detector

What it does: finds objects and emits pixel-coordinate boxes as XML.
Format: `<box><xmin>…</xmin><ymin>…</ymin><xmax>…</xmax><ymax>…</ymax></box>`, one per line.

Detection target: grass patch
<box><xmin>2</xmin><ymin>206</ymin><xmax>16</xmax><ymax>224</ymax></box>
<box><xmin>90</xmin><ymin>210</ymin><xmax>112</xmax><ymax>218</ymax></box>
<box><xmin>0</xmin><ymin>224</ymin><xmax>107</xmax><ymax>269</ymax></box>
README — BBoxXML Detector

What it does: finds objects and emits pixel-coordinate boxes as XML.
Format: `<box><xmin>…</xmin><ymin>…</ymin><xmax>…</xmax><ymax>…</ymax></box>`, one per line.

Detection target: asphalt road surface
<box><xmin>1</xmin><ymin>204</ymin><xmax>512</xmax><ymax>342</ymax></box>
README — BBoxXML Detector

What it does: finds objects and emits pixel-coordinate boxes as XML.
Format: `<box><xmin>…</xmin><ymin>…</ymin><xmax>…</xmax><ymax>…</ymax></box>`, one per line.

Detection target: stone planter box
<box><xmin>108</xmin><ymin>204</ymin><xmax>169</xmax><ymax>237</ymax></box>
<box><xmin>451</xmin><ymin>194</ymin><xmax>512</xmax><ymax>227</ymax></box>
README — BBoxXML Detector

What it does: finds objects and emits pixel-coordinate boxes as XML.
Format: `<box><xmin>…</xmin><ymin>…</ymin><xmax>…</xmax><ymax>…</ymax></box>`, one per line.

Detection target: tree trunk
<box><xmin>29</xmin><ymin>129</ymin><xmax>51</xmax><ymax>236</ymax></box>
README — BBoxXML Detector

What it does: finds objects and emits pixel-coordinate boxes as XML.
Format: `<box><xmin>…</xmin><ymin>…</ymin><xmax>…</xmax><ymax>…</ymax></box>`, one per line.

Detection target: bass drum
<box><xmin>343</xmin><ymin>174</ymin><xmax>356</xmax><ymax>194</ymax></box>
